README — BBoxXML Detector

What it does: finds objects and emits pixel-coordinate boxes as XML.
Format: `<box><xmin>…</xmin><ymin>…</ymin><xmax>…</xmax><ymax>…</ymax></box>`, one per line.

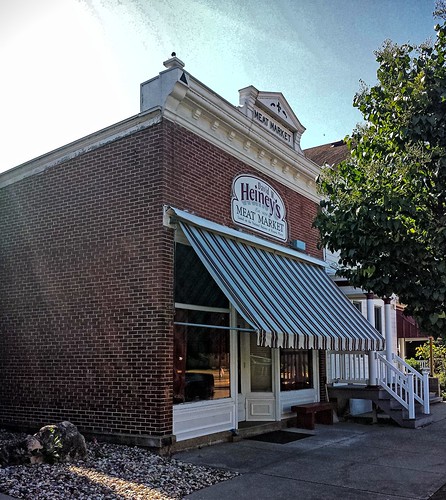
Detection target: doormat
<box><xmin>246</xmin><ymin>430</ymin><xmax>312</xmax><ymax>444</ymax></box>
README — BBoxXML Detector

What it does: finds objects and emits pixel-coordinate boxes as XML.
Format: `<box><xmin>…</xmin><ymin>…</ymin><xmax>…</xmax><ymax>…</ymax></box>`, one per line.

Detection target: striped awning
<box><xmin>172</xmin><ymin>210</ymin><xmax>384</xmax><ymax>351</ymax></box>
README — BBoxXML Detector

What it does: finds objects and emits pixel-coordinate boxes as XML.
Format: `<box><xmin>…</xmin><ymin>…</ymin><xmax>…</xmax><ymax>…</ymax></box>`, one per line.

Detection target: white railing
<box><xmin>328</xmin><ymin>351</ymin><xmax>369</xmax><ymax>384</ymax></box>
<box><xmin>418</xmin><ymin>359</ymin><xmax>430</xmax><ymax>372</ymax></box>
<box><xmin>376</xmin><ymin>353</ymin><xmax>414</xmax><ymax>418</ymax></box>
<box><xmin>328</xmin><ymin>351</ymin><xmax>431</xmax><ymax>420</ymax></box>
<box><xmin>393</xmin><ymin>353</ymin><xmax>430</xmax><ymax>415</ymax></box>
<box><xmin>376</xmin><ymin>353</ymin><xmax>430</xmax><ymax>419</ymax></box>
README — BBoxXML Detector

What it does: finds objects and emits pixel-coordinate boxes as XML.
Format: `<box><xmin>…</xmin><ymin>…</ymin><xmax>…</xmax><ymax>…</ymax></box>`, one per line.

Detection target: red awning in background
<box><xmin>396</xmin><ymin>308</ymin><xmax>427</xmax><ymax>339</ymax></box>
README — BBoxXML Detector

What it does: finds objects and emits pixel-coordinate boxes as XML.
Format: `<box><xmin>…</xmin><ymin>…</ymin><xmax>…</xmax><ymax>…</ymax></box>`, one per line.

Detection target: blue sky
<box><xmin>0</xmin><ymin>0</ymin><xmax>438</xmax><ymax>173</ymax></box>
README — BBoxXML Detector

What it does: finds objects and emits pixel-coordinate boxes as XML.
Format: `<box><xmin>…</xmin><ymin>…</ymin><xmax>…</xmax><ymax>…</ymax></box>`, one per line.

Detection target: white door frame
<box><xmin>237</xmin><ymin>326</ymin><xmax>277</xmax><ymax>422</ymax></box>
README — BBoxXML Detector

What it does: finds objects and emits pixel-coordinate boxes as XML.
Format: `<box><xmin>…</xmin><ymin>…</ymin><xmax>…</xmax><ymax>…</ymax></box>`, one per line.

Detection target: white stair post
<box><xmin>384</xmin><ymin>297</ymin><xmax>393</xmax><ymax>384</ymax></box>
<box><xmin>422</xmin><ymin>368</ymin><xmax>430</xmax><ymax>415</ymax></box>
<box><xmin>366</xmin><ymin>293</ymin><xmax>377</xmax><ymax>385</ymax></box>
<box><xmin>408</xmin><ymin>373</ymin><xmax>415</xmax><ymax>419</ymax></box>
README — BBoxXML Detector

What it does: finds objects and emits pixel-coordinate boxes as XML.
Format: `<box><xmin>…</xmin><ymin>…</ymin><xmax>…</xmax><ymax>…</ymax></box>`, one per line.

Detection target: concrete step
<box><xmin>237</xmin><ymin>420</ymin><xmax>286</xmax><ymax>439</ymax></box>
<box><xmin>377</xmin><ymin>400</ymin><xmax>433</xmax><ymax>428</ymax></box>
<box><xmin>430</xmin><ymin>395</ymin><xmax>443</xmax><ymax>405</ymax></box>
<box><xmin>347</xmin><ymin>411</ymin><xmax>396</xmax><ymax>426</ymax></box>
<box><xmin>328</xmin><ymin>383</ymin><xmax>435</xmax><ymax>429</ymax></box>
<box><xmin>400</xmin><ymin>413</ymin><xmax>434</xmax><ymax>429</ymax></box>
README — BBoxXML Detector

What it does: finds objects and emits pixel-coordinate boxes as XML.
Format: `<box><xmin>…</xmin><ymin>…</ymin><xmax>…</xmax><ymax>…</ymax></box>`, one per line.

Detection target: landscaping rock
<box><xmin>0</xmin><ymin>436</ymin><xmax>40</xmax><ymax>466</ymax></box>
<box><xmin>34</xmin><ymin>421</ymin><xmax>87</xmax><ymax>463</ymax></box>
<box><xmin>0</xmin><ymin>427</ymin><xmax>237</xmax><ymax>499</ymax></box>
<box><xmin>0</xmin><ymin>421</ymin><xmax>86</xmax><ymax>466</ymax></box>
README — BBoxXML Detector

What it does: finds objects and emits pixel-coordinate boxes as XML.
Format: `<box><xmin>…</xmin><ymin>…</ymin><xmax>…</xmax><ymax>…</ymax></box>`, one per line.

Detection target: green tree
<box><xmin>315</xmin><ymin>16</ymin><xmax>446</xmax><ymax>337</ymax></box>
<box><xmin>415</xmin><ymin>339</ymin><xmax>446</xmax><ymax>367</ymax></box>
<box><xmin>415</xmin><ymin>339</ymin><xmax>446</xmax><ymax>384</ymax></box>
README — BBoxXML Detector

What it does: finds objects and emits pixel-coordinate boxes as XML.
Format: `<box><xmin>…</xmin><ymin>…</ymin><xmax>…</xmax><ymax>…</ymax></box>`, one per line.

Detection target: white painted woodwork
<box><xmin>173</xmin><ymin>399</ymin><xmax>236</xmax><ymax>441</ymax></box>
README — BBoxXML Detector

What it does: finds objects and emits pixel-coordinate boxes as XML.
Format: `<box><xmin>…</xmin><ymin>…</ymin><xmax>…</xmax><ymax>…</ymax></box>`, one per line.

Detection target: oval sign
<box><xmin>231</xmin><ymin>174</ymin><xmax>288</xmax><ymax>241</ymax></box>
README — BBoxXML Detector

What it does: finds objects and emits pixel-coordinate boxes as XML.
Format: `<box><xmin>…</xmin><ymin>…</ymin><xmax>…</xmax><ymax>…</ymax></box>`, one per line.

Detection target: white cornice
<box><xmin>164</xmin><ymin>77</ymin><xmax>321</xmax><ymax>203</ymax></box>
<box><xmin>238</xmin><ymin>86</ymin><xmax>306</xmax><ymax>142</ymax></box>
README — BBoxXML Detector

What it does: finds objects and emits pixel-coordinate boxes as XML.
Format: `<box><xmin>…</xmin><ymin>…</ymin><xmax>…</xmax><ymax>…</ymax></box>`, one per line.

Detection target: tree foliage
<box><xmin>314</xmin><ymin>19</ymin><xmax>446</xmax><ymax>336</ymax></box>
<box><xmin>415</xmin><ymin>339</ymin><xmax>446</xmax><ymax>376</ymax></box>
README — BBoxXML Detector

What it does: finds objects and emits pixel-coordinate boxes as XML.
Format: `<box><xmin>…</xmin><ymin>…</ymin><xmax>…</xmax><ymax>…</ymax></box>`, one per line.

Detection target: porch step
<box><xmin>327</xmin><ymin>384</ymin><xmax>434</xmax><ymax>429</ymax></box>
<box><xmin>430</xmin><ymin>394</ymin><xmax>443</xmax><ymax>405</ymax></box>
<box><xmin>348</xmin><ymin>411</ymin><xmax>395</xmax><ymax>426</ymax></box>
<box><xmin>237</xmin><ymin>420</ymin><xmax>287</xmax><ymax>439</ymax></box>
<box><xmin>375</xmin><ymin>398</ymin><xmax>433</xmax><ymax>428</ymax></box>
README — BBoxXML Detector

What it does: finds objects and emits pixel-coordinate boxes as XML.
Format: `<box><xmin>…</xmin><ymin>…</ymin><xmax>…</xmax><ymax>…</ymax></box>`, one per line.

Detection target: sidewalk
<box><xmin>176</xmin><ymin>402</ymin><xmax>446</xmax><ymax>499</ymax></box>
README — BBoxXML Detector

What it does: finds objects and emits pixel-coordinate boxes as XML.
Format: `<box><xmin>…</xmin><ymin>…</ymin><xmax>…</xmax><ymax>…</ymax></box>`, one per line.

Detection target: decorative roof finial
<box><xmin>163</xmin><ymin>52</ymin><xmax>185</xmax><ymax>69</ymax></box>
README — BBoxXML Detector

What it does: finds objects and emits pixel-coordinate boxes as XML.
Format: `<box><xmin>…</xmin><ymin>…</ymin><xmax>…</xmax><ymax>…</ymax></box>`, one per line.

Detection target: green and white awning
<box><xmin>170</xmin><ymin>207</ymin><xmax>384</xmax><ymax>351</ymax></box>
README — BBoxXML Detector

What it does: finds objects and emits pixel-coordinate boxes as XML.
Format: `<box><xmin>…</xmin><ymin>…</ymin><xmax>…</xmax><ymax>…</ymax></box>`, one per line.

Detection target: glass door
<box><xmin>249</xmin><ymin>334</ymin><xmax>272</xmax><ymax>392</ymax></box>
<box><xmin>238</xmin><ymin>315</ymin><xmax>276</xmax><ymax>422</ymax></box>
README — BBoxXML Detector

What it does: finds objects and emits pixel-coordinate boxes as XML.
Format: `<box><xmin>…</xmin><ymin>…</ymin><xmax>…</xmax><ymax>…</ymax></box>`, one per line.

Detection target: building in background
<box><xmin>396</xmin><ymin>308</ymin><xmax>429</xmax><ymax>360</ymax></box>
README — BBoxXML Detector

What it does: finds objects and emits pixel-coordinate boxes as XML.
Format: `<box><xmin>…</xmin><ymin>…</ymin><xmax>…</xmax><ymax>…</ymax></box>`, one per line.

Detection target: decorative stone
<box><xmin>26</xmin><ymin>436</ymin><xmax>44</xmax><ymax>464</ymax></box>
<box><xmin>34</xmin><ymin>421</ymin><xmax>87</xmax><ymax>463</ymax></box>
<box><xmin>0</xmin><ymin>421</ymin><xmax>86</xmax><ymax>466</ymax></box>
<box><xmin>0</xmin><ymin>430</ymin><xmax>238</xmax><ymax>498</ymax></box>
<box><xmin>0</xmin><ymin>436</ymin><xmax>38</xmax><ymax>466</ymax></box>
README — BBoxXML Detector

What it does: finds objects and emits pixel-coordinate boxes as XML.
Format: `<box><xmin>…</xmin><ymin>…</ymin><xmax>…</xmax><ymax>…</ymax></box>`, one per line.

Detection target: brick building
<box><xmin>0</xmin><ymin>56</ymin><xmax>383</xmax><ymax>450</ymax></box>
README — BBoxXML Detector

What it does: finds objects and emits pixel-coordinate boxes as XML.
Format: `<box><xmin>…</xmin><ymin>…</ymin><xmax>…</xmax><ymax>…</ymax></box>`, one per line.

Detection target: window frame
<box><xmin>374</xmin><ymin>306</ymin><xmax>383</xmax><ymax>333</ymax></box>
<box><xmin>279</xmin><ymin>348</ymin><xmax>314</xmax><ymax>392</ymax></box>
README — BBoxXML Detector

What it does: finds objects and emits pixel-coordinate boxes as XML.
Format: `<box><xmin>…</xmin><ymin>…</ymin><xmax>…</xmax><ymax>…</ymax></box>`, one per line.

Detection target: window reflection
<box><xmin>175</xmin><ymin>243</ymin><xmax>228</xmax><ymax>308</ymax></box>
<box><xmin>249</xmin><ymin>333</ymin><xmax>272</xmax><ymax>392</ymax></box>
<box><xmin>280</xmin><ymin>349</ymin><xmax>313</xmax><ymax>391</ymax></box>
<box><xmin>173</xmin><ymin>309</ymin><xmax>230</xmax><ymax>404</ymax></box>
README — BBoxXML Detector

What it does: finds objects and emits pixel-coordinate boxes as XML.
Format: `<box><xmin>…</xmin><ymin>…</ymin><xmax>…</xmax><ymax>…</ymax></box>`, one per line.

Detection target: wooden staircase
<box><xmin>327</xmin><ymin>351</ymin><xmax>436</xmax><ymax>429</ymax></box>
<box><xmin>327</xmin><ymin>384</ymin><xmax>437</xmax><ymax>428</ymax></box>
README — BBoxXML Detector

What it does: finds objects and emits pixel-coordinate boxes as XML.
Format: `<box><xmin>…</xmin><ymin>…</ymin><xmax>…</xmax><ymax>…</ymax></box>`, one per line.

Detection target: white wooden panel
<box><xmin>246</xmin><ymin>394</ymin><xmax>275</xmax><ymax>420</ymax></box>
<box><xmin>173</xmin><ymin>399</ymin><xmax>235</xmax><ymax>442</ymax></box>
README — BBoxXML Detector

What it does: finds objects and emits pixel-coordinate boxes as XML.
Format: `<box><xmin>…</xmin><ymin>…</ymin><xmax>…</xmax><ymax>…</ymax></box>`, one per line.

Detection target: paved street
<box><xmin>177</xmin><ymin>403</ymin><xmax>446</xmax><ymax>499</ymax></box>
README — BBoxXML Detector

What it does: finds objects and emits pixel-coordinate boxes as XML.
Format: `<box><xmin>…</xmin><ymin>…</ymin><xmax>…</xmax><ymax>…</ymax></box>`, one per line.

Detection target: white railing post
<box><xmin>419</xmin><ymin>360</ymin><xmax>430</xmax><ymax>371</ymax></box>
<box><xmin>366</xmin><ymin>293</ymin><xmax>378</xmax><ymax>385</ymax></box>
<box><xmin>384</xmin><ymin>297</ymin><xmax>393</xmax><ymax>383</ymax></box>
<box><xmin>422</xmin><ymin>368</ymin><xmax>430</xmax><ymax>415</ymax></box>
<box><xmin>408</xmin><ymin>373</ymin><xmax>415</xmax><ymax>419</ymax></box>
<box><xmin>392</xmin><ymin>352</ymin><xmax>429</xmax><ymax>415</ymax></box>
<box><xmin>377</xmin><ymin>353</ymin><xmax>419</xmax><ymax>419</ymax></box>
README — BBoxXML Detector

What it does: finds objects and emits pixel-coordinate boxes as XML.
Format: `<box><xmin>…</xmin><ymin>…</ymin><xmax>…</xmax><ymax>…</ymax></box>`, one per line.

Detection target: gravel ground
<box><xmin>0</xmin><ymin>429</ymin><xmax>237</xmax><ymax>499</ymax></box>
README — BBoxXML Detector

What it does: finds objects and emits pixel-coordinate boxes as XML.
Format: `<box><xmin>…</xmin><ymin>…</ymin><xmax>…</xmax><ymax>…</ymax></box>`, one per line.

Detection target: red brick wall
<box><xmin>162</xmin><ymin>120</ymin><xmax>322</xmax><ymax>258</ymax></box>
<box><xmin>0</xmin><ymin>116</ymin><xmax>322</xmax><ymax>442</ymax></box>
<box><xmin>0</xmin><ymin>123</ymin><xmax>175</xmax><ymax>439</ymax></box>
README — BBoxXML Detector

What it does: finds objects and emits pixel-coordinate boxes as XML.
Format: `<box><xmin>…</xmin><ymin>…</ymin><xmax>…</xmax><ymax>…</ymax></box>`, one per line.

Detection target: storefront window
<box><xmin>173</xmin><ymin>309</ymin><xmax>230</xmax><ymax>404</ymax></box>
<box><xmin>280</xmin><ymin>349</ymin><xmax>313</xmax><ymax>391</ymax></box>
<box><xmin>174</xmin><ymin>242</ymin><xmax>231</xmax><ymax>404</ymax></box>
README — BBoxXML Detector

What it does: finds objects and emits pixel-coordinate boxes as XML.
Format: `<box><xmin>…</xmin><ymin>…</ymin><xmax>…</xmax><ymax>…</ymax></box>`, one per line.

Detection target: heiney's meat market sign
<box><xmin>231</xmin><ymin>174</ymin><xmax>288</xmax><ymax>241</ymax></box>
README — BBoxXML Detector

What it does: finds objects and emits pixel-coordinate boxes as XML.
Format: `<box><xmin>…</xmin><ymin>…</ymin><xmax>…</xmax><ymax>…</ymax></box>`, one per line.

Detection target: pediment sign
<box><xmin>238</xmin><ymin>87</ymin><xmax>305</xmax><ymax>153</ymax></box>
<box><xmin>252</xmin><ymin>105</ymin><xmax>294</xmax><ymax>147</ymax></box>
<box><xmin>257</xmin><ymin>95</ymin><xmax>296</xmax><ymax>130</ymax></box>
